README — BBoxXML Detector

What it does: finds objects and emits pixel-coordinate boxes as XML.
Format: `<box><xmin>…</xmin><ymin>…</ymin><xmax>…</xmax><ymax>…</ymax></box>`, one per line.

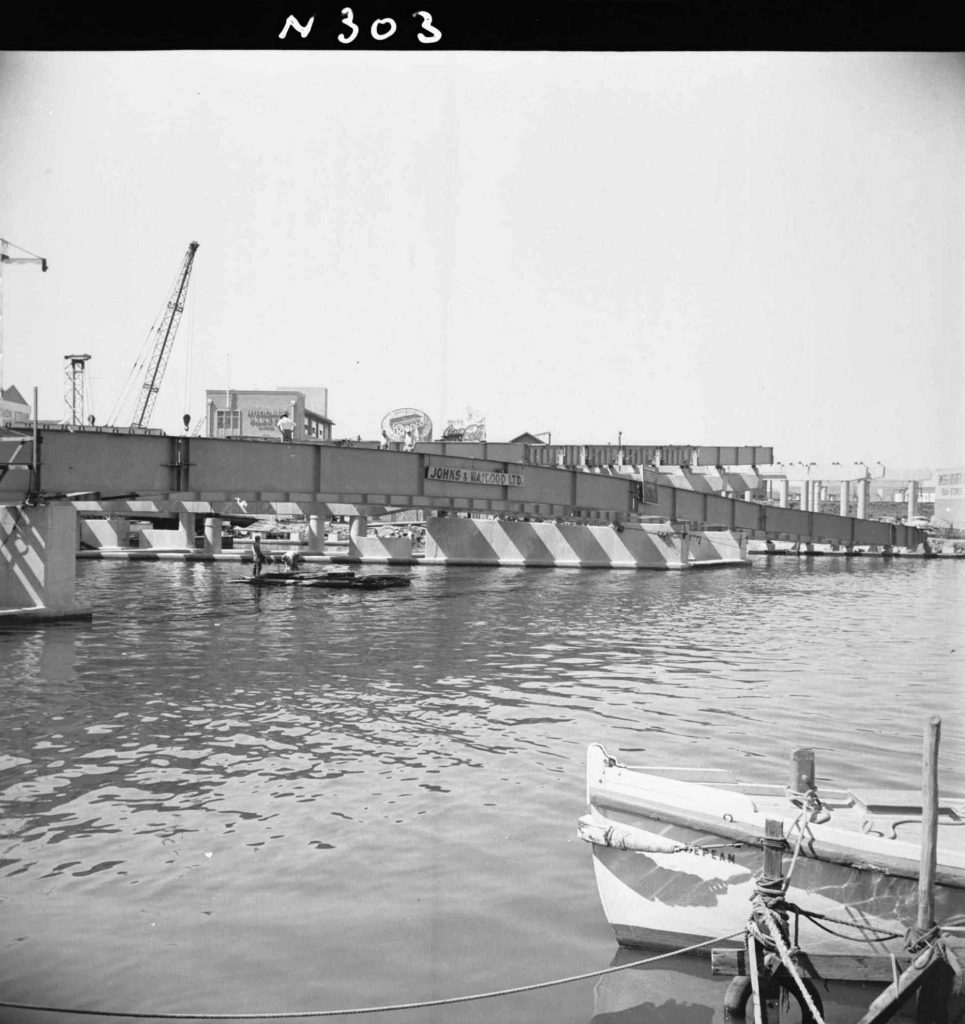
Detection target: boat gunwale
<box><xmin>588</xmin><ymin>787</ymin><xmax>965</xmax><ymax>890</ymax></box>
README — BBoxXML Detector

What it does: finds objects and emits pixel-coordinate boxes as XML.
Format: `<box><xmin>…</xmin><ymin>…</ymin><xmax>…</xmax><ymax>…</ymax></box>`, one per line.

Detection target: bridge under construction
<box><xmin>0</xmin><ymin>428</ymin><xmax>932</xmax><ymax>622</ymax></box>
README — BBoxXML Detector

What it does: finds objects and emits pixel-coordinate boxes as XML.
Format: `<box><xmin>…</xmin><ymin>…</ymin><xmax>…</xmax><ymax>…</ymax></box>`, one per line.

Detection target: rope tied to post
<box><xmin>743</xmin><ymin>813</ymin><xmax>829</xmax><ymax>1023</ymax></box>
<box><xmin>749</xmin><ymin>897</ymin><xmax>828</xmax><ymax>1024</ymax></box>
<box><xmin>904</xmin><ymin>922</ymin><xmax>942</xmax><ymax>955</ymax></box>
<box><xmin>786</xmin><ymin>786</ymin><xmax>830</xmax><ymax>825</ymax></box>
<box><xmin>748</xmin><ymin>877</ymin><xmax>799</xmax><ymax>980</ymax></box>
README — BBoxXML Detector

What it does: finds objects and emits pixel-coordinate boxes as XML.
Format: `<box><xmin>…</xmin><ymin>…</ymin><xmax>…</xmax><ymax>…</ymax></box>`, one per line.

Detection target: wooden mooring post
<box><xmin>917</xmin><ymin>715</ymin><xmax>941</xmax><ymax>935</ymax></box>
<box><xmin>854</xmin><ymin>715</ymin><xmax>952</xmax><ymax>1024</ymax></box>
<box><xmin>790</xmin><ymin>747</ymin><xmax>815</xmax><ymax>798</ymax></box>
<box><xmin>722</xmin><ymin>818</ymin><xmax>828</xmax><ymax>1022</ymax></box>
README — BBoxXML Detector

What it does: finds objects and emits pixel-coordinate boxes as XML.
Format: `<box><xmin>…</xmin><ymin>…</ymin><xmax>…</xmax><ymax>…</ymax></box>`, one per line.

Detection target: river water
<box><xmin>1</xmin><ymin>557</ymin><xmax>963</xmax><ymax>1023</ymax></box>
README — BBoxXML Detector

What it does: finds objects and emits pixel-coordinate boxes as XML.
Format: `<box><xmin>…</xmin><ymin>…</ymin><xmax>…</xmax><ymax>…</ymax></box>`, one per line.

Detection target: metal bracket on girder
<box><xmin>161</xmin><ymin>437</ymin><xmax>193</xmax><ymax>492</ymax></box>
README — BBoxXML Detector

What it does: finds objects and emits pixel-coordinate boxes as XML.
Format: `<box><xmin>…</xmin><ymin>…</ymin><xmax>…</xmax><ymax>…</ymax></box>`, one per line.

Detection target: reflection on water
<box><xmin>589</xmin><ymin>948</ymin><xmax>903</xmax><ymax>1024</ymax></box>
<box><xmin>0</xmin><ymin>558</ymin><xmax>963</xmax><ymax>1023</ymax></box>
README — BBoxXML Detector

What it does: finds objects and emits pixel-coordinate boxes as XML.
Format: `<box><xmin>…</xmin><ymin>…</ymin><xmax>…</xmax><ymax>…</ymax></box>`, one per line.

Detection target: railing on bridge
<box><xmin>418</xmin><ymin>442</ymin><xmax>774</xmax><ymax>470</ymax></box>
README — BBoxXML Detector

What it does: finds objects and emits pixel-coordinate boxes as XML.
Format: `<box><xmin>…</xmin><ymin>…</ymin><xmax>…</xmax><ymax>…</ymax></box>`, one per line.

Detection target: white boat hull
<box><xmin>583</xmin><ymin>744</ymin><xmax>965</xmax><ymax>959</ymax></box>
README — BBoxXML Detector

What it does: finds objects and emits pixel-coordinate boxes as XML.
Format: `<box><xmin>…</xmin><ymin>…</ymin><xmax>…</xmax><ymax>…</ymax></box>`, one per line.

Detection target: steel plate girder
<box><xmin>20</xmin><ymin>430</ymin><xmax>924</xmax><ymax>548</ymax></box>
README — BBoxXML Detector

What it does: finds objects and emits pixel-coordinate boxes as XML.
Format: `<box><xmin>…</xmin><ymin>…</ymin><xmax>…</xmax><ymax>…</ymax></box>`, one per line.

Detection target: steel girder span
<box><xmin>9</xmin><ymin>431</ymin><xmax>637</xmax><ymax>521</ymax></box>
<box><xmin>4</xmin><ymin>431</ymin><xmax>925</xmax><ymax>549</ymax></box>
<box><xmin>649</xmin><ymin>484</ymin><xmax>924</xmax><ymax>549</ymax></box>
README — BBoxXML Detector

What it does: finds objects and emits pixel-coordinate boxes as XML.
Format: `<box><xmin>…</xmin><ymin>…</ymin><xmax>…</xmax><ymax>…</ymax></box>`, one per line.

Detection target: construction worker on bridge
<box><xmin>277</xmin><ymin>411</ymin><xmax>295</xmax><ymax>442</ymax></box>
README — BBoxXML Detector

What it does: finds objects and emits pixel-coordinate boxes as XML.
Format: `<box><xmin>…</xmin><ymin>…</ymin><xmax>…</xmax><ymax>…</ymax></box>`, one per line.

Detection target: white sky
<box><xmin>1</xmin><ymin>51</ymin><xmax>962</xmax><ymax>470</ymax></box>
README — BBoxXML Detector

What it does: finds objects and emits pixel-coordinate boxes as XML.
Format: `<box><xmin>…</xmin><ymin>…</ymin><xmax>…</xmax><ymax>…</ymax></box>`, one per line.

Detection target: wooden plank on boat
<box><xmin>711</xmin><ymin>947</ymin><xmax>911</xmax><ymax>983</ymax></box>
<box><xmin>589</xmin><ymin>791</ymin><xmax>770</xmax><ymax>845</ymax></box>
<box><xmin>848</xmin><ymin>789</ymin><xmax>959</xmax><ymax>816</ymax></box>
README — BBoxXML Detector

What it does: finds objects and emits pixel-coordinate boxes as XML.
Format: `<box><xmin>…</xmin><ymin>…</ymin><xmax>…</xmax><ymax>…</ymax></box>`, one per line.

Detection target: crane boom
<box><xmin>131</xmin><ymin>240</ymin><xmax>199</xmax><ymax>429</ymax></box>
<box><xmin>0</xmin><ymin>238</ymin><xmax>48</xmax><ymax>395</ymax></box>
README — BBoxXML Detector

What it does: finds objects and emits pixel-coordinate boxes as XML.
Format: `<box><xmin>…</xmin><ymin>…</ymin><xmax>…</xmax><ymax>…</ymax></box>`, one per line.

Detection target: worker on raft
<box><xmin>251</xmin><ymin>534</ymin><xmax>266</xmax><ymax>578</ymax></box>
<box><xmin>281</xmin><ymin>550</ymin><xmax>303</xmax><ymax>573</ymax></box>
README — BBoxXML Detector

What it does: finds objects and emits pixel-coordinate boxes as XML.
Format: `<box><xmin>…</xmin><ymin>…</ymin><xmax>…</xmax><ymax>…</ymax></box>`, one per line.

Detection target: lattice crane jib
<box><xmin>131</xmin><ymin>241</ymin><xmax>199</xmax><ymax>429</ymax></box>
<box><xmin>0</xmin><ymin>238</ymin><xmax>48</xmax><ymax>396</ymax></box>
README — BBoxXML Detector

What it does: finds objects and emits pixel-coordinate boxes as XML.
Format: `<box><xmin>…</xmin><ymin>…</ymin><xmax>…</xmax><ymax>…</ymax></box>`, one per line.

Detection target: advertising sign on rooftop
<box><xmin>381</xmin><ymin>408</ymin><xmax>433</xmax><ymax>442</ymax></box>
<box><xmin>442</xmin><ymin>417</ymin><xmax>486</xmax><ymax>442</ymax></box>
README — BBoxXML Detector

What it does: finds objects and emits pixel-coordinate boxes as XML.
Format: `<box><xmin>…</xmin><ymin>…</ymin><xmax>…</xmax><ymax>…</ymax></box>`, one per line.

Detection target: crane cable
<box><xmin>106</xmin><ymin>300</ymin><xmax>168</xmax><ymax>427</ymax></box>
<box><xmin>107</xmin><ymin>244</ymin><xmax>197</xmax><ymax>429</ymax></box>
<box><xmin>182</xmin><ymin>257</ymin><xmax>197</xmax><ymax>427</ymax></box>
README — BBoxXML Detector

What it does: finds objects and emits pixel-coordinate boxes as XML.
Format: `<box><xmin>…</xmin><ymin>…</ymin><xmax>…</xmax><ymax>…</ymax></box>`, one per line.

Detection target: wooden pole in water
<box><xmin>917</xmin><ymin>715</ymin><xmax>941</xmax><ymax>933</ymax></box>
<box><xmin>790</xmin><ymin>748</ymin><xmax>815</xmax><ymax>796</ymax></box>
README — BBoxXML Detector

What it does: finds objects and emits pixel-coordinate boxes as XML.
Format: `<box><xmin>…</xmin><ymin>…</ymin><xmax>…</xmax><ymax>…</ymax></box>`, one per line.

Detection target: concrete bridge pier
<box><xmin>181</xmin><ymin>511</ymin><xmax>195</xmax><ymax>548</ymax></box>
<box><xmin>203</xmin><ymin>517</ymin><xmax>222</xmax><ymax>554</ymax></box>
<box><xmin>129</xmin><ymin>510</ymin><xmax>196</xmax><ymax>552</ymax></box>
<box><xmin>839</xmin><ymin>480</ymin><xmax>851</xmax><ymax>517</ymax></box>
<box><xmin>1</xmin><ymin>503</ymin><xmax>92</xmax><ymax>622</ymax></box>
<box><xmin>307</xmin><ymin>514</ymin><xmax>325</xmax><ymax>554</ymax></box>
<box><xmin>79</xmin><ymin>514</ymin><xmax>131</xmax><ymax>550</ymax></box>
<box><xmin>421</xmin><ymin>518</ymin><xmax>752</xmax><ymax>569</ymax></box>
<box><xmin>857</xmin><ymin>478</ymin><xmax>869</xmax><ymax>519</ymax></box>
<box><xmin>907</xmin><ymin>480</ymin><xmax>920</xmax><ymax>521</ymax></box>
<box><xmin>348</xmin><ymin>515</ymin><xmax>367</xmax><ymax>545</ymax></box>
<box><xmin>777</xmin><ymin>479</ymin><xmax>789</xmax><ymax>508</ymax></box>
<box><xmin>347</xmin><ymin>513</ymin><xmax>413</xmax><ymax>563</ymax></box>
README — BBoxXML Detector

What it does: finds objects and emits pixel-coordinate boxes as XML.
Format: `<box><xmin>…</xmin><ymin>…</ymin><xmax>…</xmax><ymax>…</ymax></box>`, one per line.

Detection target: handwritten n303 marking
<box><xmin>279</xmin><ymin>9</ymin><xmax>441</xmax><ymax>43</ymax></box>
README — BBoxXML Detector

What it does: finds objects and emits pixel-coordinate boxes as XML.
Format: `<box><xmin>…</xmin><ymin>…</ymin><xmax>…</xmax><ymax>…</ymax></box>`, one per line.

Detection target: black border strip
<box><xmin>5</xmin><ymin>0</ymin><xmax>961</xmax><ymax>52</ymax></box>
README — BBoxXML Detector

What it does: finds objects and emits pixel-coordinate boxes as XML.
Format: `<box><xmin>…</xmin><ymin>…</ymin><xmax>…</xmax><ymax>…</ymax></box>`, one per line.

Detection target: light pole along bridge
<box><xmin>0</xmin><ymin>429</ymin><xmax>928</xmax><ymax>622</ymax></box>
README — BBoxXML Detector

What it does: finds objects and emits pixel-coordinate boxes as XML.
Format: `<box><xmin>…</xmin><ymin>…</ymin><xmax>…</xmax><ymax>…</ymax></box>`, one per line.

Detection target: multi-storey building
<box><xmin>204</xmin><ymin>387</ymin><xmax>334</xmax><ymax>441</ymax></box>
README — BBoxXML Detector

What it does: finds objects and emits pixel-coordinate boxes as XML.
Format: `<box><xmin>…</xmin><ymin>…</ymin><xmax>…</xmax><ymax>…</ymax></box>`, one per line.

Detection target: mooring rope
<box><xmin>781</xmin><ymin>804</ymin><xmax>811</xmax><ymax>886</ymax></box>
<box><xmin>0</xmin><ymin>931</ymin><xmax>744</xmax><ymax>1020</ymax></box>
<box><xmin>775</xmin><ymin>802</ymin><xmax>904</xmax><ymax>945</ymax></box>
<box><xmin>792</xmin><ymin>906</ymin><xmax>903</xmax><ymax>944</ymax></box>
<box><xmin>755</xmin><ymin>899</ymin><xmax>827</xmax><ymax>1024</ymax></box>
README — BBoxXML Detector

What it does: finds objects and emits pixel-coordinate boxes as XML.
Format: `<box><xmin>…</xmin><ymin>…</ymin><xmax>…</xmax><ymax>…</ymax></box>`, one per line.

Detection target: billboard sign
<box><xmin>381</xmin><ymin>407</ymin><xmax>433</xmax><ymax>442</ymax></box>
<box><xmin>442</xmin><ymin>417</ymin><xmax>486</xmax><ymax>442</ymax></box>
<box><xmin>425</xmin><ymin>464</ymin><xmax>523</xmax><ymax>487</ymax></box>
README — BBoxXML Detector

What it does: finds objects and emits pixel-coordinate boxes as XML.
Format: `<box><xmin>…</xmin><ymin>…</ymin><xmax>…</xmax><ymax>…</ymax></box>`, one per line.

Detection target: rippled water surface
<box><xmin>2</xmin><ymin>557</ymin><xmax>963</xmax><ymax>1023</ymax></box>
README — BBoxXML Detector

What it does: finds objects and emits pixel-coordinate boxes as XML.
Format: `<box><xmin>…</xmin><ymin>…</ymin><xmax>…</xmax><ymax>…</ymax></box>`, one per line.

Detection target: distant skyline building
<box><xmin>934</xmin><ymin>468</ymin><xmax>965</xmax><ymax>529</ymax></box>
<box><xmin>204</xmin><ymin>387</ymin><xmax>333</xmax><ymax>441</ymax></box>
<box><xmin>0</xmin><ymin>384</ymin><xmax>30</xmax><ymax>427</ymax></box>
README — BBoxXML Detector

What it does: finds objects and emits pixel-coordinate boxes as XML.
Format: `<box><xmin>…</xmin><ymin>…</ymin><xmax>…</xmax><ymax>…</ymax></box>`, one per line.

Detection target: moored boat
<box><xmin>580</xmin><ymin>742</ymin><xmax>965</xmax><ymax>959</ymax></box>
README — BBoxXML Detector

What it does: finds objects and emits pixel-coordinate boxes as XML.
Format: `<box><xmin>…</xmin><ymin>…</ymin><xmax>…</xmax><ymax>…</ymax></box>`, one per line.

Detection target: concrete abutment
<box><xmin>422</xmin><ymin>518</ymin><xmax>748</xmax><ymax>569</ymax></box>
<box><xmin>1</xmin><ymin>503</ymin><xmax>92</xmax><ymax>623</ymax></box>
